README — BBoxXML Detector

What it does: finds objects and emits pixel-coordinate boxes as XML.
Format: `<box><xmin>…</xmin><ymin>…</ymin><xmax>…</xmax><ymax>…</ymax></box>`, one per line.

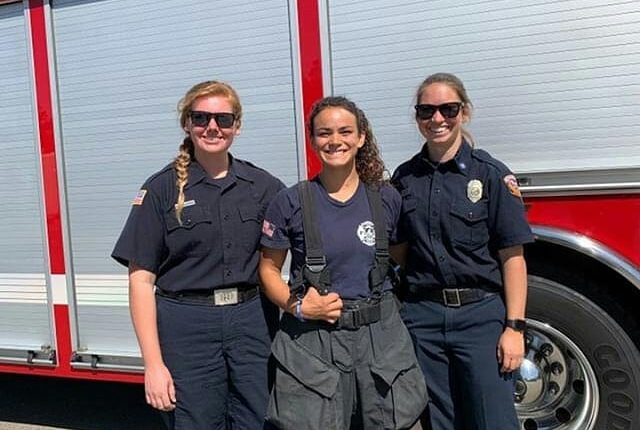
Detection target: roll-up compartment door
<box><xmin>51</xmin><ymin>0</ymin><xmax>300</xmax><ymax>367</ymax></box>
<box><xmin>0</xmin><ymin>2</ymin><xmax>53</xmax><ymax>365</ymax></box>
<box><xmin>326</xmin><ymin>0</ymin><xmax>640</xmax><ymax>175</ymax></box>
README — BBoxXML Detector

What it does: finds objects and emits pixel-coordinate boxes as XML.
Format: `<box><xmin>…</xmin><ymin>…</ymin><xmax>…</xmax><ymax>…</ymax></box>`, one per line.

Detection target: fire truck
<box><xmin>1</xmin><ymin>0</ymin><xmax>638</xmax><ymax>428</ymax></box>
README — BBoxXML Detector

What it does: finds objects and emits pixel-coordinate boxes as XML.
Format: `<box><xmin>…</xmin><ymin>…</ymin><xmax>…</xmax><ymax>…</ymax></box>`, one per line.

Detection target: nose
<box><xmin>431</xmin><ymin>108</ymin><xmax>445</xmax><ymax>122</ymax></box>
<box><xmin>206</xmin><ymin>117</ymin><xmax>220</xmax><ymax>130</ymax></box>
<box><xmin>327</xmin><ymin>132</ymin><xmax>340</xmax><ymax>145</ymax></box>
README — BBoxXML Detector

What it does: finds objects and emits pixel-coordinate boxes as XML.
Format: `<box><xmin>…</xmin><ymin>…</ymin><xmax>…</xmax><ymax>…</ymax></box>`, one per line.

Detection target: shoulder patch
<box><xmin>503</xmin><ymin>174</ymin><xmax>522</xmax><ymax>198</ymax></box>
<box><xmin>132</xmin><ymin>189</ymin><xmax>147</xmax><ymax>205</ymax></box>
<box><xmin>262</xmin><ymin>219</ymin><xmax>276</xmax><ymax>238</ymax></box>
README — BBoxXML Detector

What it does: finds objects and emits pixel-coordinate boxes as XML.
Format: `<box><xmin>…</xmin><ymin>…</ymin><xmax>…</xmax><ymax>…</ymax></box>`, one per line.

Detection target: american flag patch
<box><xmin>132</xmin><ymin>189</ymin><xmax>147</xmax><ymax>205</ymax></box>
<box><xmin>262</xmin><ymin>220</ymin><xmax>275</xmax><ymax>238</ymax></box>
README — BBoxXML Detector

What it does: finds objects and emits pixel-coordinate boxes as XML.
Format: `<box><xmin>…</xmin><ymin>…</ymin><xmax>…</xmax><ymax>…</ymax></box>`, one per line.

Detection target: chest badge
<box><xmin>467</xmin><ymin>179</ymin><xmax>483</xmax><ymax>203</ymax></box>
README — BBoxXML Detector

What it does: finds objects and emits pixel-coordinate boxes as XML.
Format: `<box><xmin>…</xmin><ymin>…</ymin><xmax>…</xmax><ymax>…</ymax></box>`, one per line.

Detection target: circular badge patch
<box><xmin>357</xmin><ymin>221</ymin><xmax>376</xmax><ymax>246</ymax></box>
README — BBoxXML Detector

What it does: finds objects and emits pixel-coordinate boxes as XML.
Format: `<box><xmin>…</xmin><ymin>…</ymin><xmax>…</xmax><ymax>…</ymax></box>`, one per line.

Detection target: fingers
<box><xmin>500</xmin><ymin>352</ymin><xmax>524</xmax><ymax>373</ymax></box>
<box><xmin>146</xmin><ymin>389</ymin><xmax>176</xmax><ymax>411</ymax></box>
<box><xmin>145</xmin><ymin>367</ymin><xmax>176</xmax><ymax>411</ymax></box>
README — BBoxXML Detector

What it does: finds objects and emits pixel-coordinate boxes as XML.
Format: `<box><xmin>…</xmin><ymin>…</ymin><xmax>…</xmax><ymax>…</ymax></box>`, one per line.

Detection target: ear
<box><xmin>461</xmin><ymin>106</ymin><xmax>471</xmax><ymax>123</ymax></box>
<box><xmin>234</xmin><ymin>120</ymin><xmax>242</xmax><ymax>136</ymax></box>
<box><xmin>356</xmin><ymin>132</ymin><xmax>366</xmax><ymax>149</ymax></box>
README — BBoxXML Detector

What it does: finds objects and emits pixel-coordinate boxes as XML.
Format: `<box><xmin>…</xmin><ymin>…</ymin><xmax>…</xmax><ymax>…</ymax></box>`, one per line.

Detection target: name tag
<box><xmin>214</xmin><ymin>288</ymin><xmax>238</xmax><ymax>305</ymax></box>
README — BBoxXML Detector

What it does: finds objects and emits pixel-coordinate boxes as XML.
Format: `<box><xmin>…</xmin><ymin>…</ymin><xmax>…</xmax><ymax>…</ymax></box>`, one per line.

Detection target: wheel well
<box><xmin>525</xmin><ymin>240</ymin><xmax>640</xmax><ymax>349</ymax></box>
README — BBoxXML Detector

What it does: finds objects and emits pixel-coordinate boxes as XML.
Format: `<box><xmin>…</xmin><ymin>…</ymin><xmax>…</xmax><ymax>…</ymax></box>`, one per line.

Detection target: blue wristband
<box><xmin>295</xmin><ymin>298</ymin><xmax>305</xmax><ymax>321</ymax></box>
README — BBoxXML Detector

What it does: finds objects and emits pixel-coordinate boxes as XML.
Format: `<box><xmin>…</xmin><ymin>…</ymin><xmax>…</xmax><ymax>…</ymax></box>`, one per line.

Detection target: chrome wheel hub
<box><xmin>514</xmin><ymin>320</ymin><xmax>599</xmax><ymax>430</ymax></box>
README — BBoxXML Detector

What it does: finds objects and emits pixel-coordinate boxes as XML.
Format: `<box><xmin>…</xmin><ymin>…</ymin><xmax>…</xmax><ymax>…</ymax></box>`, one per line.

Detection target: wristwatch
<box><xmin>505</xmin><ymin>319</ymin><xmax>527</xmax><ymax>332</ymax></box>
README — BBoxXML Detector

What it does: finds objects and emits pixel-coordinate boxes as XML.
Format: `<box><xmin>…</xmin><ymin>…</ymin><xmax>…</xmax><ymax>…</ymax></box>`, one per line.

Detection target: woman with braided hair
<box><xmin>259</xmin><ymin>96</ymin><xmax>427</xmax><ymax>429</ymax></box>
<box><xmin>112</xmin><ymin>80</ymin><xmax>284</xmax><ymax>429</ymax></box>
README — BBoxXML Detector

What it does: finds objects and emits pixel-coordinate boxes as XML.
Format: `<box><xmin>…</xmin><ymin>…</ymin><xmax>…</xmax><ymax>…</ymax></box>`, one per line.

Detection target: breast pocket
<box><xmin>449</xmin><ymin>201</ymin><xmax>489</xmax><ymax>248</ymax></box>
<box><xmin>400</xmin><ymin>189</ymin><xmax>419</xmax><ymax>225</ymax></box>
<box><xmin>238</xmin><ymin>203</ymin><xmax>262</xmax><ymax>252</ymax></box>
<box><xmin>164</xmin><ymin>205</ymin><xmax>212</xmax><ymax>256</ymax></box>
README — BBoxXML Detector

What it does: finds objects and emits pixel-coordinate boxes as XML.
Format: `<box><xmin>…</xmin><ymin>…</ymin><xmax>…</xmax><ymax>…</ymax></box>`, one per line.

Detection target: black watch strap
<box><xmin>505</xmin><ymin>318</ymin><xmax>527</xmax><ymax>332</ymax></box>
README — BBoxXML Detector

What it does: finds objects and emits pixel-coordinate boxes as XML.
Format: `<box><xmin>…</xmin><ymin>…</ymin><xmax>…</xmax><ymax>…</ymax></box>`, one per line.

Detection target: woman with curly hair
<box><xmin>259</xmin><ymin>96</ymin><xmax>427</xmax><ymax>429</ymax></box>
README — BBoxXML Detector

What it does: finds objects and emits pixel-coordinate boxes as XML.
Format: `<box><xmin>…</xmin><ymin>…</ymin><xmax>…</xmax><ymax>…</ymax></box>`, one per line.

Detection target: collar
<box><xmin>417</xmin><ymin>140</ymin><xmax>472</xmax><ymax>176</ymax></box>
<box><xmin>184</xmin><ymin>154</ymin><xmax>252</xmax><ymax>189</ymax></box>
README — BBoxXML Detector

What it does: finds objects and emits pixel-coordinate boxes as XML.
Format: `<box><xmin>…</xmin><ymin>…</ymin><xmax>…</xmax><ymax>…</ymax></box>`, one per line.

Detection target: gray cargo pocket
<box><xmin>266</xmin><ymin>331</ymin><xmax>341</xmax><ymax>430</ymax></box>
<box><xmin>370</xmin><ymin>324</ymin><xmax>428</xmax><ymax>429</ymax></box>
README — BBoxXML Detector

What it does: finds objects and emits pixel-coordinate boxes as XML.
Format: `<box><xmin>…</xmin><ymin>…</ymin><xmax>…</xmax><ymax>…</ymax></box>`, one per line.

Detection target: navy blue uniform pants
<box><xmin>401</xmin><ymin>293</ymin><xmax>519</xmax><ymax>430</ymax></box>
<box><xmin>156</xmin><ymin>293</ymin><xmax>276</xmax><ymax>430</ymax></box>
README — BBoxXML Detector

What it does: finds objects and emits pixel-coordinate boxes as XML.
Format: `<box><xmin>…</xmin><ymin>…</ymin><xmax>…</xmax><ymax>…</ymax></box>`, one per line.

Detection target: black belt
<box><xmin>336</xmin><ymin>297</ymin><xmax>383</xmax><ymax>330</ymax></box>
<box><xmin>156</xmin><ymin>284</ymin><xmax>259</xmax><ymax>306</ymax></box>
<box><xmin>408</xmin><ymin>287</ymin><xmax>496</xmax><ymax>307</ymax></box>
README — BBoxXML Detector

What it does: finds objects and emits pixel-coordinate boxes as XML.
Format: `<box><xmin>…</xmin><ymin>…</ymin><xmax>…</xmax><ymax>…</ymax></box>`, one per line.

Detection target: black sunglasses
<box><xmin>189</xmin><ymin>111</ymin><xmax>236</xmax><ymax>129</ymax></box>
<box><xmin>415</xmin><ymin>102</ymin><xmax>464</xmax><ymax>120</ymax></box>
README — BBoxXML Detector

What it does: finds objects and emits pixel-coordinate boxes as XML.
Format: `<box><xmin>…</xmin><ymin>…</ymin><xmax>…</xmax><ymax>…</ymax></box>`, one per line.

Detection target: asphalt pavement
<box><xmin>0</xmin><ymin>373</ymin><xmax>426</xmax><ymax>429</ymax></box>
<box><xmin>0</xmin><ymin>373</ymin><xmax>163</xmax><ymax>430</ymax></box>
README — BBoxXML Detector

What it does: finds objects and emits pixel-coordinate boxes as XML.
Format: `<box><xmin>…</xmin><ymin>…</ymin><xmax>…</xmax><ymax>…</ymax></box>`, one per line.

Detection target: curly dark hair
<box><xmin>308</xmin><ymin>96</ymin><xmax>386</xmax><ymax>185</ymax></box>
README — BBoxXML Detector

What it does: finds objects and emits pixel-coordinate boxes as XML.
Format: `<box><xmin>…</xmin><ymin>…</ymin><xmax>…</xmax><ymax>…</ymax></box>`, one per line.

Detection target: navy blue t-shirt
<box><xmin>112</xmin><ymin>155</ymin><xmax>284</xmax><ymax>292</ymax></box>
<box><xmin>392</xmin><ymin>141</ymin><xmax>534</xmax><ymax>291</ymax></box>
<box><xmin>261</xmin><ymin>179</ymin><xmax>401</xmax><ymax>299</ymax></box>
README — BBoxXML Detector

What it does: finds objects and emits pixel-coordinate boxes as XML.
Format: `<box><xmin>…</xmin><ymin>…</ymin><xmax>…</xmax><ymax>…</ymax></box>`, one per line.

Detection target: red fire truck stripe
<box><xmin>29</xmin><ymin>0</ymin><xmax>65</xmax><ymax>275</ymax></box>
<box><xmin>18</xmin><ymin>0</ymin><xmax>143</xmax><ymax>383</ymax></box>
<box><xmin>296</xmin><ymin>0</ymin><xmax>324</xmax><ymax>179</ymax></box>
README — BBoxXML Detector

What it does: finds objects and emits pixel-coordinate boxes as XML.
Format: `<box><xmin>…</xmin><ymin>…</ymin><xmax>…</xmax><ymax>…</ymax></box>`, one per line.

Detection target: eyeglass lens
<box><xmin>415</xmin><ymin>103</ymin><xmax>462</xmax><ymax>120</ymax></box>
<box><xmin>190</xmin><ymin>111</ymin><xmax>236</xmax><ymax>128</ymax></box>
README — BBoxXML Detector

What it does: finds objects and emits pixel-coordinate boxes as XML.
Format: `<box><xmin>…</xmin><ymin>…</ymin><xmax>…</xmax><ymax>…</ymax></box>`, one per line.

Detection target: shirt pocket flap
<box><xmin>271</xmin><ymin>331</ymin><xmax>340</xmax><ymax>399</ymax></box>
<box><xmin>164</xmin><ymin>205</ymin><xmax>211</xmax><ymax>232</ymax></box>
<box><xmin>450</xmin><ymin>202</ymin><xmax>488</xmax><ymax>224</ymax></box>
<box><xmin>400</xmin><ymin>189</ymin><xmax>418</xmax><ymax>213</ymax></box>
<box><xmin>238</xmin><ymin>203</ymin><xmax>260</xmax><ymax>222</ymax></box>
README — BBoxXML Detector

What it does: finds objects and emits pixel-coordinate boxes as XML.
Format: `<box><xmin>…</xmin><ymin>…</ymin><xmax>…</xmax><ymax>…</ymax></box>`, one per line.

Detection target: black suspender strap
<box><xmin>293</xmin><ymin>180</ymin><xmax>332</xmax><ymax>295</ymax></box>
<box><xmin>290</xmin><ymin>180</ymin><xmax>391</xmax><ymax>298</ymax></box>
<box><xmin>364</xmin><ymin>185</ymin><xmax>390</xmax><ymax>296</ymax></box>
<box><xmin>298</xmin><ymin>180</ymin><xmax>325</xmax><ymax>270</ymax></box>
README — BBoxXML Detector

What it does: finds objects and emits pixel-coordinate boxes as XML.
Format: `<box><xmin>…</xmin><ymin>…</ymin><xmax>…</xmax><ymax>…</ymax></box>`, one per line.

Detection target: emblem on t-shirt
<box><xmin>357</xmin><ymin>221</ymin><xmax>376</xmax><ymax>246</ymax></box>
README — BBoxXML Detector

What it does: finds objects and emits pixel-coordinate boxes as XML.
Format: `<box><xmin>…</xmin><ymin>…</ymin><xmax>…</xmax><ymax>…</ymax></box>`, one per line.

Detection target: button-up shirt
<box><xmin>112</xmin><ymin>154</ymin><xmax>284</xmax><ymax>292</ymax></box>
<box><xmin>392</xmin><ymin>141</ymin><xmax>533</xmax><ymax>290</ymax></box>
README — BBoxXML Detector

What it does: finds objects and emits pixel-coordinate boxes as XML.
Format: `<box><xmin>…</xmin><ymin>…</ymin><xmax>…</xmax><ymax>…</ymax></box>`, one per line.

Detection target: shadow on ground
<box><xmin>0</xmin><ymin>373</ymin><xmax>163</xmax><ymax>430</ymax></box>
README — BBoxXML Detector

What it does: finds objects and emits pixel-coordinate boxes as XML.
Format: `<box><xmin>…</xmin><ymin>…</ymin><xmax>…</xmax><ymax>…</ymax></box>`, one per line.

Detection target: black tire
<box><xmin>520</xmin><ymin>275</ymin><xmax>640</xmax><ymax>430</ymax></box>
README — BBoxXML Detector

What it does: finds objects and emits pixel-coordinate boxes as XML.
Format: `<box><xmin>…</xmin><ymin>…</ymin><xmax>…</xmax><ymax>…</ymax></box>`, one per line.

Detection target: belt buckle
<box><xmin>214</xmin><ymin>288</ymin><xmax>239</xmax><ymax>306</ymax></box>
<box><xmin>442</xmin><ymin>288</ymin><xmax>461</xmax><ymax>307</ymax></box>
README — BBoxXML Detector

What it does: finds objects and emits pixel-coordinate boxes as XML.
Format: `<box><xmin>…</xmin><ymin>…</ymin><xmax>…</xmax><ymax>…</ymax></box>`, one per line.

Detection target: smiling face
<box><xmin>311</xmin><ymin>107</ymin><xmax>365</xmax><ymax>171</ymax></box>
<box><xmin>416</xmin><ymin>82</ymin><xmax>468</xmax><ymax>152</ymax></box>
<box><xmin>186</xmin><ymin>95</ymin><xmax>240</xmax><ymax>160</ymax></box>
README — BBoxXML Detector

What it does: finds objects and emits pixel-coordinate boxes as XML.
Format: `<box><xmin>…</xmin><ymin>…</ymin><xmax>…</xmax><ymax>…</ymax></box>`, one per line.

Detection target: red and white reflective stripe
<box><xmin>29</xmin><ymin>0</ymin><xmax>65</xmax><ymax>275</ymax></box>
<box><xmin>6</xmin><ymin>0</ymin><xmax>142</xmax><ymax>383</ymax></box>
<box><xmin>296</xmin><ymin>0</ymin><xmax>324</xmax><ymax>179</ymax></box>
<box><xmin>50</xmin><ymin>274</ymin><xmax>67</xmax><ymax>305</ymax></box>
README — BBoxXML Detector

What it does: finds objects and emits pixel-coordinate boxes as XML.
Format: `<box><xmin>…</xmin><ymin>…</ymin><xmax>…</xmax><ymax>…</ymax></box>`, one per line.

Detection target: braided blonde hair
<box><xmin>174</xmin><ymin>81</ymin><xmax>242</xmax><ymax>223</ymax></box>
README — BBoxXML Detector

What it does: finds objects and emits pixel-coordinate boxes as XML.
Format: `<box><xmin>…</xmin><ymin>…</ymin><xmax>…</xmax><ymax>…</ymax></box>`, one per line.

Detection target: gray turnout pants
<box><xmin>266</xmin><ymin>293</ymin><xmax>428</xmax><ymax>430</ymax></box>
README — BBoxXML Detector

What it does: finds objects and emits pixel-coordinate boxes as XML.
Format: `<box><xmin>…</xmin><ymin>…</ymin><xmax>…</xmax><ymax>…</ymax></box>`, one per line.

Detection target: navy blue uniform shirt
<box><xmin>261</xmin><ymin>179</ymin><xmax>401</xmax><ymax>299</ymax></box>
<box><xmin>112</xmin><ymin>155</ymin><xmax>285</xmax><ymax>292</ymax></box>
<box><xmin>392</xmin><ymin>141</ymin><xmax>534</xmax><ymax>291</ymax></box>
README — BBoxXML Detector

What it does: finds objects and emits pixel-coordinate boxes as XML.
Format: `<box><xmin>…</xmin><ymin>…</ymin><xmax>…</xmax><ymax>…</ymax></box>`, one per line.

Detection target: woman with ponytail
<box><xmin>112</xmin><ymin>81</ymin><xmax>284</xmax><ymax>429</ymax></box>
<box><xmin>392</xmin><ymin>73</ymin><xmax>533</xmax><ymax>430</ymax></box>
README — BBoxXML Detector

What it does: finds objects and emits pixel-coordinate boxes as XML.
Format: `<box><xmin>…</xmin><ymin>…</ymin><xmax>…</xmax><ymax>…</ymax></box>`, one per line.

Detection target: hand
<box><xmin>497</xmin><ymin>328</ymin><xmax>525</xmax><ymax>373</ymax></box>
<box><xmin>300</xmin><ymin>286</ymin><xmax>343</xmax><ymax>324</ymax></box>
<box><xmin>144</xmin><ymin>362</ymin><xmax>176</xmax><ymax>411</ymax></box>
